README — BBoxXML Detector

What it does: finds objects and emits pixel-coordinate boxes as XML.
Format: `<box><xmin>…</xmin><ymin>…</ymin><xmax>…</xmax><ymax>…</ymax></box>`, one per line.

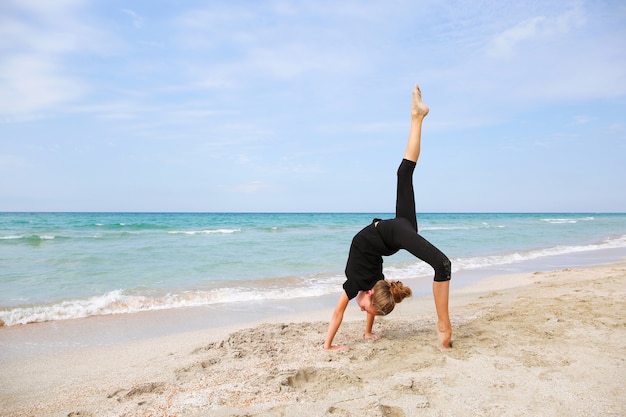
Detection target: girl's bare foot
<box><xmin>325</xmin><ymin>344</ymin><xmax>350</xmax><ymax>352</ymax></box>
<box><xmin>412</xmin><ymin>84</ymin><xmax>430</xmax><ymax>118</ymax></box>
<box><xmin>437</xmin><ymin>320</ymin><xmax>452</xmax><ymax>351</ymax></box>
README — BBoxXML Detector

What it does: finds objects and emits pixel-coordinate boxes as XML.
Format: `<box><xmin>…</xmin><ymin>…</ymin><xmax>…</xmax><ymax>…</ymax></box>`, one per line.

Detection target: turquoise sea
<box><xmin>1</xmin><ymin>212</ymin><xmax>626</xmax><ymax>326</ymax></box>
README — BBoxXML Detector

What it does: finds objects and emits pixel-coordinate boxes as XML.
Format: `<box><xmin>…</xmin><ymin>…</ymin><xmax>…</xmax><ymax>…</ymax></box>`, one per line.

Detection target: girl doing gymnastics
<box><xmin>323</xmin><ymin>84</ymin><xmax>452</xmax><ymax>351</ymax></box>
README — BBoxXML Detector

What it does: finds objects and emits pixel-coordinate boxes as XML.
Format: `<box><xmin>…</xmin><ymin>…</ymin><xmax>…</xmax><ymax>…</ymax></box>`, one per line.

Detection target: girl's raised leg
<box><xmin>404</xmin><ymin>85</ymin><xmax>452</xmax><ymax>350</ymax></box>
<box><xmin>403</xmin><ymin>84</ymin><xmax>429</xmax><ymax>163</ymax></box>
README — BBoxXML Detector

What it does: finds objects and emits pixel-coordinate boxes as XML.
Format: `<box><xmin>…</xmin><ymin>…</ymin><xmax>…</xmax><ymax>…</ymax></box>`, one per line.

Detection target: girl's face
<box><xmin>356</xmin><ymin>289</ymin><xmax>377</xmax><ymax>315</ymax></box>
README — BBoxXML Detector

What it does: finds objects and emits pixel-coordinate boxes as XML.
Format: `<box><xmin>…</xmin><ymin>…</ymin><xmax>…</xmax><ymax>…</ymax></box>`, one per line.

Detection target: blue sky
<box><xmin>1</xmin><ymin>0</ymin><xmax>625</xmax><ymax>212</ymax></box>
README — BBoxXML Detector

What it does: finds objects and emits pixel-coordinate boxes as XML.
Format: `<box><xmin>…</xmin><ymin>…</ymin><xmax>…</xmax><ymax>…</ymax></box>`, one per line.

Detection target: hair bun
<box><xmin>389</xmin><ymin>280</ymin><xmax>412</xmax><ymax>303</ymax></box>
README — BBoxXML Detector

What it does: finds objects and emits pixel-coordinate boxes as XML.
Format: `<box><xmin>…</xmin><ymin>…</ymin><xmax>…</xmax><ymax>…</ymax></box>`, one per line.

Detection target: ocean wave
<box><xmin>0</xmin><ymin>277</ymin><xmax>341</xmax><ymax>326</ymax></box>
<box><xmin>376</xmin><ymin>234</ymin><xmax>626</xmax><ymax>281</ymax></box>
<box><xmin>421</xmin><ymin>224</ymin><xmax>506</xmax><ymax>231</ymax></box>
<box><xmin>0</xmin><ymin>234</ymin><xmax>57</xmax><ymax>242</ymax></box>
<box><xmin>541</xmin><ymin>217</ymin><xmax>595</xmax><ymax>224</ymax></box>
<box><xmin>0</xmin><ymin>233</ymin><xmax>108</xmax><ymax>242</ymax></box>
<box><xmin>93</xmin><ymin>222</ymin><xmax>170</xmax><ymax>231</ymax></box>
<box><xmin>0</xmin><ymin>235</ymin><xmax>27</xmax><ymax>240</ymax></box>
<box><xmin>168</xmin><ymin>229</ymin><xmax>241</xmax><ymax>235</ymax></box>
<box><xmin>454</xmin><ymin>234</ymin><xmax>626</xmax><ymax>273</ymax></box>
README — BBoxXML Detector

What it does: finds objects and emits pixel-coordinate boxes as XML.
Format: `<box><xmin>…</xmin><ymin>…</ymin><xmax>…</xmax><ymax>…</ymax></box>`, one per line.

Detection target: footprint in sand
<box><xmin>281</xmin><ymin>366</ymin><xmax>361</xmax><ymax>392</ymax></box>
<box><xmin>107</xmin><ymin>382</ymin><xmax>168</xmax><ymax>402</ymax></box>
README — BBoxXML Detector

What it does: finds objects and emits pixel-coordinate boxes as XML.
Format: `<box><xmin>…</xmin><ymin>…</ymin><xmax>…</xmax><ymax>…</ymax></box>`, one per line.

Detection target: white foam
<box><xmin>0</xmin><ymin>275</ymin><xmax>343</xmax><ymax>326</ymax></box>
<box><xmin>421</xmin><ymin>223</ymin><xmax>505</xmax><ymax>231</ymax></box>
<box><xmin>378</xmin><ymin>234</ymin><xmax>626</xmax><ymax>280</ymax></box>
<box><xmin>168</xmin><ymin>229</ymin><xmax>241</xmax><ymax>235</ymax></box>
<box><xmin>452</xmin><ymin>234</ymin><xmax>626</xmax><ymax>273</ymax></box>
<box><xmin>541</xmin><ymin>216</ymin><xmax>595</xmax><ymax>224</ymax></box>
<box><xmin>0</xmin><ymin>234</ymin><xmax>56</xmax><ymax>240</ymax></box>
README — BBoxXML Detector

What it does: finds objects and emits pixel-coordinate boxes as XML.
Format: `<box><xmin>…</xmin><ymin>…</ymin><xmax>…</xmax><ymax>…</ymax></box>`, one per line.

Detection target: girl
<box><xmin>324</xmin><ymin>84</ymin><xmax>452</xmax><ymax>351</ymax></box>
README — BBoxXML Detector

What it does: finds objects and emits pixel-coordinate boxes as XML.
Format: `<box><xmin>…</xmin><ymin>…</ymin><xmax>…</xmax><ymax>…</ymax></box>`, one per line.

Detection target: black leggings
<box><xmin>382</xmin><ymin>159</ymin><xmax>451</xmax><ymax>282</ymax></box>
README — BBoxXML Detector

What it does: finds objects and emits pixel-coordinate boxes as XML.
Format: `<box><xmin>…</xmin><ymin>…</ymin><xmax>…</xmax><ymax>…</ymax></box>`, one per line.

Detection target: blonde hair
<box><xmin>372</xmin><ymin>280</ymin><xmax>412</xmax><ymax>316</ymax></box>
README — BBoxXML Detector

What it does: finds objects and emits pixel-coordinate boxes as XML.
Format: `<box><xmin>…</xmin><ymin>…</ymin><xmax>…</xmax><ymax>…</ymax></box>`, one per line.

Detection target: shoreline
<box><xmin>3</xmin><ymin>245</ymin><xmax>626</xmax><ymax>330</ymax></box>
<box><xmin>2</xmin><ymin>221</ymin><xmax>625</xmax><ymax>327</ymax></box>
<box><xmin>2</xmin><ymin>259</ymin><xmax>626</xmax><ymax>416</ymax></box>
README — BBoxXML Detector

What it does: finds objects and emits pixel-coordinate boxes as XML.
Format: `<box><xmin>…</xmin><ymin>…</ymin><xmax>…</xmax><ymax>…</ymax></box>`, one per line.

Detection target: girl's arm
<box><xmin>323</xmin><ymin>292</ymin><xmax>350</xmax><ymax>351</ymax></box>
<box><xmin>363</xmin><ymin>312</ymin><xmax>380</xmax><ymax>340</ymax></box>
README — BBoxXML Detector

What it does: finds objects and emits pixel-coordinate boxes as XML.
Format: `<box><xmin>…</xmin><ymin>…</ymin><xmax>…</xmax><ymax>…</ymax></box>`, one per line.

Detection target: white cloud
<box><xmin>121</xmin><ymin>9</ymin><xmax>144</xmax><ymax>29</ymax></box>
<box><xmin>486</xmin><ymin>4</ymin><xmax>586</xmax><ymax>59</ymax></box>
<box><xmin>571</xmin><ymin>115</ymin><xmax>593</xmax><ymax>125</ymax></box>
<box><xmin>0</xmin><ymin>154</ymin><xmax>27</xmax><ymax>170</ymax></box>
<box><xmin>425</xmin><ymin>1</ymin><xmax>626</xmax><ymax>118</ymax></box>
<box><xmin>246</xmin><ymin>43</ymin><xmax>358</xmax><ymax>79</ymax></box>
<box><xmin>0</xmin><ymin>0</ymin><xmax>98</xmax><ymax>54</ymax></box>
<box><xmin>0</xmin><ymin>55</ymin><xmax>86</xmax><ymax>115</ymax></box>
<box><xmin>8</xmin><ymin>0</ymin><xmax>84</xmax><ymax>15</ymax></box>
<box><xmin>173</xmin><ymin>1</ymin><xmax>398</xmax><ymax>90</ymax></box>
<box><xmin>0</xmin><ymin>0</ymin><xmax>111</xmax><ymax>118</ymax></box>
<box><xmin>229</xmin><ymin>181</ymin><xmax>272</xmax><ymax>194</ymax></box>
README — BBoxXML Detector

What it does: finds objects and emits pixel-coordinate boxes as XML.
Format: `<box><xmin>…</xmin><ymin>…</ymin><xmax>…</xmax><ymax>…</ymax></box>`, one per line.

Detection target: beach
<box><xmin>1</xmin><ymin>261</ymin><xmax>625</xmax><ymax>417</ymax></box>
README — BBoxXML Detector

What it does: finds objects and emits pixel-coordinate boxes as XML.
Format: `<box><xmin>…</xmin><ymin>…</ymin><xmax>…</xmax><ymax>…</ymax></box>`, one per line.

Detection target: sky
<box><xmin>1</xmin><ymin>0</ymin><xmax>625</xmax><ymax>213</ymax></box>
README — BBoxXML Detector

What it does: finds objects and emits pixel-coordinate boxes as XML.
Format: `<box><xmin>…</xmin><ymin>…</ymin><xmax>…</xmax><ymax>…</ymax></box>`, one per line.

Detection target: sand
<box><xmin>1</xmin><ymin>262</ymin><xmax>625</xmax><ymax>417</ymax></box>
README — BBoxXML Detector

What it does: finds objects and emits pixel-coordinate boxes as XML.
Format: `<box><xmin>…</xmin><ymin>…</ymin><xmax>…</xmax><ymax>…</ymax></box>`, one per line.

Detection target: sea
<box><xmin>1</xmin><ymin>212</ymin><xmax>626</xmax><ymax>327</ymax></box>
